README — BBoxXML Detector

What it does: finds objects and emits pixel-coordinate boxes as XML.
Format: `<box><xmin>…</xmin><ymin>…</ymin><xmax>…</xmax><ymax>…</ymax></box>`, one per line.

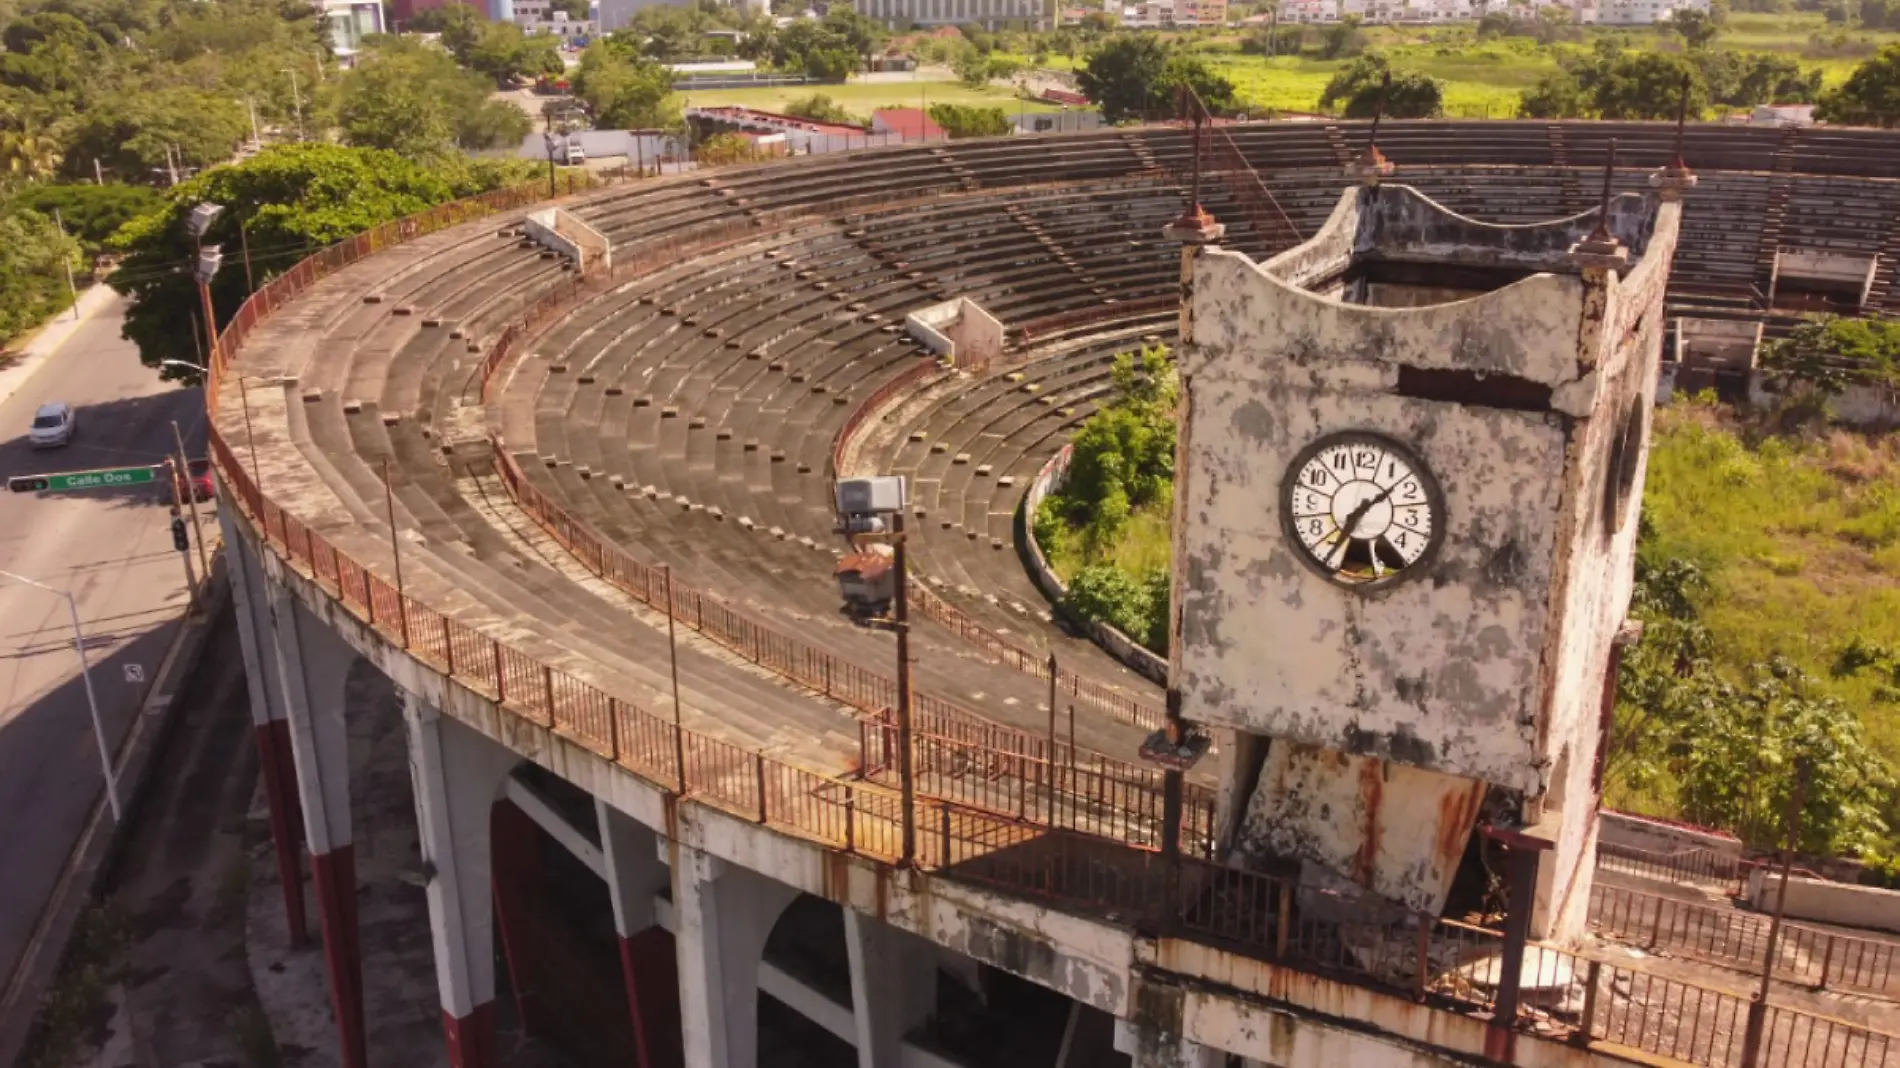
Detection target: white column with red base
<box><xmin>266</xmin><ymin>580</ymin><xmax>364</xmax><ymax>1068</ymax></box>
<box><xmin>403</xmin><ymin>692</ymin><xmax>517</xmax><ymax>1068</ymax></box>
<box><xmin>672</xmin><ymin>846</ymin><xmax>798</xmax><ymax>1068</ymax></box>
<box><xmin>221</xmin><ymin>510</ymin><xmax>308</xmax><ymax>947</ymax></box>
<box><xmin>843</xmin><ymin>909</ymin><xmax>938</xmax><ymax>1068</ymax></box>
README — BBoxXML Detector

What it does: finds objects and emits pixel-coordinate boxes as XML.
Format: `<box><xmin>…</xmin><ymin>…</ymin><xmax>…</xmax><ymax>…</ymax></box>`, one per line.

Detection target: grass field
<box><xmin>1143</xmin><ymin>13</ymin><xmax>1891</xmax><ymax>117</ymax></box>
<box><xmin>1640</xmin><ymin>403</ymin><xmax>1900</xmax><ymax>759</ymax></box>
<box><xmin>677</xmin><ymin>79</ymin><xmax>1061</xmax><ymax>119</ymax></box>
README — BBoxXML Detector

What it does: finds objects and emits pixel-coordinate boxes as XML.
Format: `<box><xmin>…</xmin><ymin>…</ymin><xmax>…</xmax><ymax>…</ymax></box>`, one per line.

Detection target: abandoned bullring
<box><xmin>204</xmin><ymin>119</ymin><xmax>1900</xmax><ymax>1068</ymax></box>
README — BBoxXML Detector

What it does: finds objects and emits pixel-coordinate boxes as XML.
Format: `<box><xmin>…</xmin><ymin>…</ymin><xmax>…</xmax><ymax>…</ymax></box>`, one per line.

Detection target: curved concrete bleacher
<box><xmin>228</xmin><ymin>120</ymin><xmax>1900</xmax><ymax>827</ymax></box>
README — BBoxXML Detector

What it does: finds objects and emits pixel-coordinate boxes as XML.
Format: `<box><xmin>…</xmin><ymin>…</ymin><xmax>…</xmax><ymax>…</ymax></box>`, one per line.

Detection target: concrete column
<box><xmin>267</xmin><ymin>581</ymin><xmax>365</xmax><ymax>1068</ymax></box>
<box><xmin>843</xmin><ymin>910</ymin><xmax>936</xmax><ymax>1068</ymax></box>
<box><xmin>404</xmin><ymin>692</ymin><xmax>518</xmax><ymax>1068</ymax></box>
<box><xmin>1112</xmin><ymin>1019</ymin><xmax>1220</xmax><ymax>1068</ymax></box>
<box><xmin>599</xmin><ymin>799</ymin><xmax>672</xmax><ymax>1068</ymax></box>
<box><xmin>672</xmin><ymin>846</ymin><xmax>799</xmax><ymax>1068</ymax></box>
<box><xmin>221</xmin><ymin>512</ymin><xmax>307</xmax><ymax>947</ymax></box>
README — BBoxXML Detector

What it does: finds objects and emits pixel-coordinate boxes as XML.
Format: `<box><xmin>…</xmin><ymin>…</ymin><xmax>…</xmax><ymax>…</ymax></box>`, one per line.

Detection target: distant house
<box><xmin>871</xmin><ymin>108</ymin><xmax>948</xmax><ymax>143</ymax></box>
<box><xmin>1751</xmin><ymin>103</ymin><xmax>1817</xmax><ymax>127</ymax></box>
<box><xmin>1011</xmin><ymin>110</ymin><xmax>1104</xmax><ymax>135</ymax></box>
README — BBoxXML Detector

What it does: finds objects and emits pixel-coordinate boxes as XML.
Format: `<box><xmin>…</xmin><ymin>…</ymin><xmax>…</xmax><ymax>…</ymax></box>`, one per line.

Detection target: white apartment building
<box><xmin>853</xmin><ymin>0</ymin><xmax>1042</xmax><ymax>28</ymax></box>
<box><xmin>513</xmin><ymin>3</ymin><xmax>597</xmax><ymax>42</ymax></box>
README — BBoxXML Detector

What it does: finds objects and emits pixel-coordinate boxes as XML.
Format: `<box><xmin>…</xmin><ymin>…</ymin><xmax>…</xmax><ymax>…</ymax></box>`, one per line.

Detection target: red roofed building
<box><xmin>871</xmin><ymin>108</ymin><xmax>948</xmax><ymax>144</ymax></box>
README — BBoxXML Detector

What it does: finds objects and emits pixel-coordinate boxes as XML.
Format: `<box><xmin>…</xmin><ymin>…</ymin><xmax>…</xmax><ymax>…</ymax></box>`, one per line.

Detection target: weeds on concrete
<box><xmin>232</xmin><ymin>1003</ymin><xmax>281</xmax><ymax>1068</ymax></box>
<box><xmin>17</xmin><ymin>903</ymin><xmax>127</xmax><ymax>1068</ymax></box>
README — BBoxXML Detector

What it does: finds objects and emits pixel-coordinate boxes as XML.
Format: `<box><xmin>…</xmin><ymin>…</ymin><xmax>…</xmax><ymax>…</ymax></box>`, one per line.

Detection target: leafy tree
<box><xmin>1816</xmin><ymin>44</ymin><xmax>1900</xmax><ymax>127</ymax></box>
<box><xmin>1609</xmin><ymin>538</ymin><xmax>1896</xmax><ymax>855</ymax></box>
<box><xmin>1076</xmin><ymin>35</ymin><xmax>1236</xmax><ymax>123</ymax></box>
<box><xmin>573</xmin><ymin>41</ymin><xmax>681</xmax><ymax>129</ymax></box>
<box><xmin>952</xmin><ymin>45</ymin><xmax>992</xmax><ymax>87</ymax></box>
<box><xmin>1663</xmin><ymin>8</ymin><xmax>1721</xmax><ymax>48</ymax></box>
<box><xmin>434</xmin><ymin>2</ymin><xmax>487</xmax><ymax>54</ymax></box>
<box><xmin>1320</xmin><ymin>55</ymin><xmax>1444</xmax><ymax>119</ymax></box>
<box><xmin>63</xmin><ymin>87</ymin><xmax>250</xmax><ymax>181</ymax></box>
<box><xmin>802</xmin><ymin>46</ymin><xmax>856</xmax><ymax>80</ymax></box>
<box><xmin>1045</xmin><ymin>346</ymin><xmax>1177</xmax><ymax>554</ymax></box>
<box><xmin>1062</xmin><ymin>564</ymin><xmax>1170</xmax><ymax>653</ymax></box>
<box><xmin>928</xmin><ymin>102</ymin><xmax>1010</xmax><ymax>138</ymax></box>
<box><xmin>453</xmin><ymin>20</ymin><xmax>566</xmax><ymax>86</ymax></box>
<box><xmin>0</xmin><ymin>206</ymin><xmax>80</xmax><ymax>340</ymax></box>
<box><xmin>1319</xmin><ymin>14</ymin><xmax>1364</xmax><ymax>58</ymax></box>
<box><xmin>1694</xmin><ymin>50</ymin><xmax>1823</xmax><ymax>106</ymax></box>
<box><xmin>1519</xmin><ymin>69</ymin><xmax>1591</xmax><ymax>117</ymax></box>
<box><xmin>693</xmin><ymin>131</ymin><xmax>754</xmax><ymax>165</ymax></box>
<box><xmin>1761</xmin><ymin>314</ymin><xmax>1900</xmax><ymax>395</ymax></box>
<box><xmin>783</xmin><ymin>92</ymin><xmax>856</xmax><ymax>125</ymax></box>
<box><xmin>1669</xmin><ymin>657</ymin><xmax>1891</xmax><ymax>855</ymax></box>
<box><xmin>1476</xmin><ymin>10</ymin><xmax>1515</xmax><ymax>38</ymax></box>
<box><xmin>109</xmin><ymin>143</ymin><xmax>536</xmax><ymax>374</ymax></box>
<box><xmin>819</xmin><ymin>2</ymin><xmax>887</xmax><ymax>64</ymax></box>
<box><xmin>1593</xmin><ymin>51</ymin><xmax>1706</xmax><ymax>119</ymax></box>
<box><xmin>548</xmin><ymin>0</ymin><xmax>591</xmax><ymax>18</ymax></box>
<box><xmin>0</xmin><ymin>107</ymin><xmax>65</xmax><ymax>182</ymax></box>
<box><xmin>7</xmin><ymin>182</ymin><xmax>162</xmax><ymax>249</ymax></box>
<box><xmin>337</xmin><ymin>37</ymin><xmax>532</xmax><ymax>157</ymax></box>
<box><xmin>405</xmin><ymin>2</ymin><xmax>478</xmax><ymax>33</ymax></box>
<box><xmin>769</xmin><ymin>16</ymin><xmax>863</xmax><ymax>77</ymax></box>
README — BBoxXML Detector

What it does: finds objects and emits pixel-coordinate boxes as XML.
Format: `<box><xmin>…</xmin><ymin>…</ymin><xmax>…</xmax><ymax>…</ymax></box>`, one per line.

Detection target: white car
<box><xmin>563</xmin><ymin>141</ymin><xmax>586</xmax><ymax>166</ymax></box>
<box><xmin>28</xmin><ymin>402</ymin><xmax>75</xmax><ymax>448</ymax></box>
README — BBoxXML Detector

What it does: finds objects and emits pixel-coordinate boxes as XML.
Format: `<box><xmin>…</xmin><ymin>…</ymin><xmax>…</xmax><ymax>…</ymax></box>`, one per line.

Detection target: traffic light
<box><xmin>171</xmin><ymin>516</ymin><xmax>189</xmax><ymax>552</ymax></box>
<box><xmin>8</xmin><ymin>476</ymin><xmax>49</xmax><ymax>493</ymax></box>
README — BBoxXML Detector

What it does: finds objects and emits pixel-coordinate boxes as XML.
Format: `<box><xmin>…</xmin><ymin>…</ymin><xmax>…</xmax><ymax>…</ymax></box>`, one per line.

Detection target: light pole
<box><xmin>280</xmin><ymin>68</ymin><xmax>307</xmax><ymax>142</ymax></box>
<box><xmin>0</xmin><ymin>569</ymin><xmax>120</xmax><ymax>823</ymax></box>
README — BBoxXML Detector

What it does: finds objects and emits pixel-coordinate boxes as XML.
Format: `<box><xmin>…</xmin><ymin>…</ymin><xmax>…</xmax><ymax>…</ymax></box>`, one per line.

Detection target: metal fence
<box><xmin>1591</xmin><ymin>882</ymin><xmax>1900</xmax><ymax>999</ymax></box>
<box><xmin>205</xmin><ymin>156</ymin><xmax>1900</xmax><ymax>1068</ymax></box>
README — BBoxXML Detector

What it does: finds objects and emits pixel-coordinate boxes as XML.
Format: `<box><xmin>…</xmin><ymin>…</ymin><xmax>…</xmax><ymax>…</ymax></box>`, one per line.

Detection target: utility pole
<box><xmin>51</xmin><ymin>209</ymin><xmax>78</xmax><ymax>322</ymax></box>
<box><xmin>246</xmin><ymin>96</ymin><xmax>262</xmax><ymax>147</ymax></box>
<box><xmin>282</xmin><ymin>68</ymin><xmax>307</xmax><ymax>142</ymax></box>
<box><xmin>893</xmin><ymin>512</ymin><xmax>916</xmax><ymax>865</ymax></box>
<box><xmin>1741</xmin><ymin>758</ymin><xmax>1811</xmax><ymax>1068</ymax></box>
<box><xmin>172</xmin><ymin>421</ymin><xmax>210</xmax><ymax>585</ymax></box>
<box><xmin>166</xmin><ymin>467</ymin><xmax>202</xmax><ymax>614</ymax></box>
<box><xmin>92</xmin><ymin>157</ymin><xmax>103</xmax><ymax>185</ymax></box>
<box><xmin>239</xmin><ymin>219</ymin><xmax>255</xmax><ymax>294</ymax></box>
<box><xmin>0</xmin><ymin>570</ymin><xmax>120</xmax><ymax>822</ymax></box>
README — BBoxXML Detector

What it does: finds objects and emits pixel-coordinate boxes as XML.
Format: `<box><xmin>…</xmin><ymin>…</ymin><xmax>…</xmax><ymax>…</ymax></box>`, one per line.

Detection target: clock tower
<box><xmin>1169</xmin><ymin>155</ymin><xmax>1685</xmax><ymax>941</ymax></box>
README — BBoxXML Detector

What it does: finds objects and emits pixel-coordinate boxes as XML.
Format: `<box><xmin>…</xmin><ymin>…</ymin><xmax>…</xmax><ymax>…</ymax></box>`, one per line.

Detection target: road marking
<box><xmin>122</xmin><ymin>663</ymin><xmax>144</xmax><ymax>683</ymax></box>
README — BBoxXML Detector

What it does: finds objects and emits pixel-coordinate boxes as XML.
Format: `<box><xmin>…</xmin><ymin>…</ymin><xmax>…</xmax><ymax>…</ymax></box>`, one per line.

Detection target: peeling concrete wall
<box><xmin>1234</xmin><ymin>742</ymin><xmax>1486</xmax><ymax>913</ymax></box>
<box><xmin>1177</xmin><ymin>247</ymin><xmax>1574</xmax><ymax>793</ymax></box>
<box><xmin>1175</xmin><ymin>184</ymin><xmax>1676</xmax><ymax>929</ymax></box>
<box><xmin>1531</xmin><ymin>200</ymin><xmax>1678</xmax><ymax>943</ymax></box>
<box><xmin>1175</xmin><ymin>185</ymin><xmax>1672</xmax><ymax>799</ymax></box>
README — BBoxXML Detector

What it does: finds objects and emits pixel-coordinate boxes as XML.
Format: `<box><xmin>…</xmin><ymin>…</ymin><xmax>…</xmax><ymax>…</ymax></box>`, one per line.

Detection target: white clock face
<box><xmin>1281</xmin><ymin>432</ymin><xmax>1444</xmax><ymax>589</ymax></box>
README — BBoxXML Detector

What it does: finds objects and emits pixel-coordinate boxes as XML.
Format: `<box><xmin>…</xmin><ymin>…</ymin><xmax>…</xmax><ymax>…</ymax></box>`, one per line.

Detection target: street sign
<box><xmin>8</xmin><ymin>466</ymin><xmax>159</xmax><ymax>494</ymax></box>
<box><xmin>123</xmin><ymin>663</ymin><xmax>145</xmax><ymax>684</ymax></box>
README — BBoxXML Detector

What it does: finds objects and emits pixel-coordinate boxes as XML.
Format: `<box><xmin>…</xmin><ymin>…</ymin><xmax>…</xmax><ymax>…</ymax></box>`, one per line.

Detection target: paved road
<box><xmin>0</xmin><ymin>291</ymin><xmax>208</xmax><ymax>987</ymax></box>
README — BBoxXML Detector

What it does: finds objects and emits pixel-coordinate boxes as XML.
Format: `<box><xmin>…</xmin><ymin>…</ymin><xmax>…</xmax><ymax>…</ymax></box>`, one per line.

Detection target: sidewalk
<box><xmin>0</xmin><ymin>284</ymin><xmax>120</xmax><ymax>408</ymax></box>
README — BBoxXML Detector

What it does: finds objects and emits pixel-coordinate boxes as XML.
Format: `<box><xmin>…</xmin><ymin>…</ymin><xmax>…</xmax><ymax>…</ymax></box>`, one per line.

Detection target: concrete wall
<box><xmin>523</xmin><ymin>208</ymin><xmax>583</xmax><ymax>267</ymax></box>
<box><xmin>1599</xmin><ymin>811</ymin><xmax>1742</xmax><ymax>860</ymax></box>
<box><xmin>906</xmin><ymin>299</ymin><xmax>1003</xmax><ymax>371</ymax></box>
<box><xmin>1175</xmin><ymin>185</ymin><xmax>1664</xmax><ymax>794</ymax></box>
<box><xmin>1748</xmin><ymin>871</ymin><xmax>1900</xmax><ymax>935</ymax></box>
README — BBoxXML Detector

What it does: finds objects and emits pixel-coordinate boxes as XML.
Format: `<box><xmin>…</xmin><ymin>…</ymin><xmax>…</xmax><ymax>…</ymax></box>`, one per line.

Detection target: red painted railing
<box><xmin>205</xmin><ymin>161</ymin><xmax>1900</xmax><ymax>1068</ymax></box>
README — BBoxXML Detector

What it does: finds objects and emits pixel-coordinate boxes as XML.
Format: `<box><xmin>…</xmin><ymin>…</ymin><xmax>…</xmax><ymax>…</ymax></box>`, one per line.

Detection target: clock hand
<box><xmin>1339</xmin><ymin>481</ymin><xmax>1401</xmax><ymax>540</ymax></box>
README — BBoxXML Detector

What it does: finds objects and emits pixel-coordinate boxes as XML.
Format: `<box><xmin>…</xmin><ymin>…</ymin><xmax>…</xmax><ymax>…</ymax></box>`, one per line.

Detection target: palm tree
<box><xmin>0</xmin><ymin>113</ymin><xmax>65</xmax><ymax>182</ymax></box>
